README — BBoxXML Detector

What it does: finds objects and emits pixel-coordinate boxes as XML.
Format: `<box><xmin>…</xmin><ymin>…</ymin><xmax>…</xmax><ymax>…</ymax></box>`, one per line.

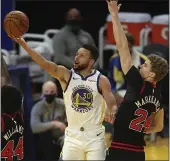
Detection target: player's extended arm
<box><xmin>146</xmin><ymin>108</ymin><xmax>164</xmax><ymax>134</ymax></box>
<box><xmin>99</xmin><ymin>75</ymin><xmax>117</xmax><ymax>123</ymax></box>
<box><xmin>107</xmin><ymin>0</ymin><xmax>132</xmax><ymax>74</ymax></box>
<box><xmin>10</xmin><ymin>36</ymin><xmax>69</xmax><ymax>80</ymax></box>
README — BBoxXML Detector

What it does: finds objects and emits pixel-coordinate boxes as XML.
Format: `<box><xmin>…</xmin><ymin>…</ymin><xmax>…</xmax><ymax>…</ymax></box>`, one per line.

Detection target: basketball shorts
<box><xmin>60</xmin><ymin>127</ymin><xmax>106</xmax><ymax>160</ymax></box>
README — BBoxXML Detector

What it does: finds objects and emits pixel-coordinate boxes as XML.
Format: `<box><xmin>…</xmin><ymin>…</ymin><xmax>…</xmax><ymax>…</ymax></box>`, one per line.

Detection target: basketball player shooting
<box><xmin>9</xmin><ymin>34</ymin><xmax>117</xmax><ymax>159</ymax></box>
<box><xmin>106</xmin><ymin>1</ymin><xmax>168</xmax><ymax>161</ymax></box>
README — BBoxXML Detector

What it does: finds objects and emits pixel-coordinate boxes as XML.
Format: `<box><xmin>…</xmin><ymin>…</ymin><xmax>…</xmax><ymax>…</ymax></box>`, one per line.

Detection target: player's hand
<box><xmin>106</xmin><ymin>0</ymin><xmax>121</xmax><ymax>16</ymax></box>
<box><xmin>51</xmin><ymin>121</ymin><xmax>66</xmax><ymax>132</ymax></box>
<box><xmin>104</xmin><ymin>111</ymin><xmax>114</xmax><ymax>124</ymax></box>
<box><xmin>104</xmin><ymin>109</ymin><xmax>114</xmax><ymax>124</ymax></box>
<box><xmin>8</xmin><ymin>35</ymin><xmax>26</xmax><ymax>46</ymax></box>
<box><xmin>105</xmin><ymin>106</ymin><xmax>117</xmax><ymax>123</ymax></box>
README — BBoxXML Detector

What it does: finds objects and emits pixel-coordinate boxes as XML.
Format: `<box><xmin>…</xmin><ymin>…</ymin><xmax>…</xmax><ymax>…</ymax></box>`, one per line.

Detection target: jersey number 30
<box><xmin>1</xmin><ymin>136</ymin><xmax>23</xmax><ymax>161</ymax></box>
<box><xmin>129</xmin><ymin>108</ymin><xmax>155</xmax><ymax>132</ymax></box>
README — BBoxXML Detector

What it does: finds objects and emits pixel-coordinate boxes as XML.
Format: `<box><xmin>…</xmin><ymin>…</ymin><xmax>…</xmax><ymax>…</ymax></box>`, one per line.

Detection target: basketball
<box><xmin>3</xmin><ymin>11</ymin><xmax>29</xmax><ymax>37</ymax></box>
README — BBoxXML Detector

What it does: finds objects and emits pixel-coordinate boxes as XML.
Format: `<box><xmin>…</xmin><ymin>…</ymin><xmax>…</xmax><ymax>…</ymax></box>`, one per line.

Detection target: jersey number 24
<box><xmin>129</xmin><ymin>108</ymin><xmax>155</xmax><ymax>133</ymax></box>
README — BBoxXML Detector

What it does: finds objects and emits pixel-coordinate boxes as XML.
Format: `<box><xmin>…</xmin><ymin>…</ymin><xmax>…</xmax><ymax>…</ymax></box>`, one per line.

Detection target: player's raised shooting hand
<box><xmin>8</xmin><ymin>35</ymin><xmax>26</xmax><ymax>47</ymax></box>
<box><xmin>106</xmin><ymin>0</ymin><xmax>121</xmax><ymax>16</ymax></box>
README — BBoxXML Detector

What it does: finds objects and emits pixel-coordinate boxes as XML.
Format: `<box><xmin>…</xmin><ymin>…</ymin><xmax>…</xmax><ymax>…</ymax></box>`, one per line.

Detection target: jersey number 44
<box><xmin>1</xmin><ymin>136</ymin><xmax>23</xmax><ymax>161</ymax></box>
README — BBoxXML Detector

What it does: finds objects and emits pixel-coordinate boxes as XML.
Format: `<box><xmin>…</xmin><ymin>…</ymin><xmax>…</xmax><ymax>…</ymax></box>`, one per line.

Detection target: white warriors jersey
<box><xmin>63</xmin><ymin>69</ymin><xmax>106</xmax><ymax>130</ymax></box>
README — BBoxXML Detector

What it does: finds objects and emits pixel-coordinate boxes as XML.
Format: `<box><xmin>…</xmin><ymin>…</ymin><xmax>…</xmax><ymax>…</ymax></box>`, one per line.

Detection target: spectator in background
<box><xmin>52</xmin><ymin>8</ymin><xmax>95</xmax><ymax>69</ymax></box>
<box><xmin>108</xmin><ymin>33</ymin><xmax>147</xmax><ymax>106</ymax></box>
<box><xmin>30</xmin><ymin>81</ymin><xmax>66</xmax><ymax>161</ymax></box>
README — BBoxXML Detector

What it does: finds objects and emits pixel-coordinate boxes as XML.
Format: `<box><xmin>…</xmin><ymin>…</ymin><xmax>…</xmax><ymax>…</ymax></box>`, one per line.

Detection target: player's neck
<box><xmin>79</xmin><ymin>69</ymin><xmax>93</xmax><ymax>78</ymax></box>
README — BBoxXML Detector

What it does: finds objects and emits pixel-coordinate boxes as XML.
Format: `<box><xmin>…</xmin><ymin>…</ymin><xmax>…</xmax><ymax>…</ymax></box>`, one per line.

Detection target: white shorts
<box><xmin>60</xmin><ymin>127</ymin><xmax>106</xmax><ymax>160</ymax></box>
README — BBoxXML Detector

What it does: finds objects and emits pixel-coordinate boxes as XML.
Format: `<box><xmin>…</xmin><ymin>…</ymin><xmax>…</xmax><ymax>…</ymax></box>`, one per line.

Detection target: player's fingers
<box><xmin>118</xmin><ymin>4</ymin><xmax>122</xmax><ymax>11</ymax></box>
<box><xmin>110</xmin><ymin>0</ymin><xmax>117</xmax><ymax>4</ymax></box>
<box><xmin>8</xmin><ymin>34</ymin><xmax>17</xmax><ymax>40</ymax></box>
<box><xmin>106</xmin><ymin>0</ymin><xmax>111</xmax><ymax>6</ymax></box>
<box><xmin>112</xmin><ymin>117</ymin><xmax>115</xmax><ymax>123</ymax></box>
<box><xmin>107</xmin><ymin>0</ymin><xmax>113</xmax><ymax>6</ymax></box>
<box><xmin>13</xmin><ymin>37</ymin><xmax>19</xmax><ymax>42</ymax></box>
<box><xmin>109</xmin><ymin>117</ymin><xmax>114</xmax><ymax>124</ymax></box>
<box><xmin>104</xmin><ymin>117</ymin><xmax>108</xmax><ymax>121</ymax></box>
<box><xmin>8</xmin><ymin>35</ymin><xmax>17</xmax><ymax>42</ymax></box>
<box><xmin>8</xmin><ymin>34</ymin><xmax>14</xmax><ymax>38</ymax></box>
<box><xmin>104</xmin><ymin>117</ymin><xmax>109</xmax><ymax>122</ymax></box>
<box><xmin>14</xmin><ymin>36</ymin><xmax>21</xmax><ymax>40</ymax></box>
<box><xmin>8</xmin><ymin>35</ymin><xmax>12</xmax><ymax>39</ymax></box>
<box><xmin>105</xmin><ymin>116</ymin><xmax>111</xmax><ymax>123</ymax></box>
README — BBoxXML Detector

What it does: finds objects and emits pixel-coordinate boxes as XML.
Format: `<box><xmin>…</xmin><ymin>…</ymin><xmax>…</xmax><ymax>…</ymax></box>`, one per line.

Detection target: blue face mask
<box><xmin>44</xmin><ymin>94</ymin><xmax>56</xmax><ymax>104</ymax></box>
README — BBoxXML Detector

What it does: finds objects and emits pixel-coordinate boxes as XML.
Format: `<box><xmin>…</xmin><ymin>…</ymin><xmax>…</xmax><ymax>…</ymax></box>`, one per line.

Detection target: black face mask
<box><xmin>67</xmin><ymin>19</ymin><xmax>81</xmax><ymax>34</ymax></box>
<box><xmin>44</xmin><ymin>94</ymin><xmax>56</xmax><ymax>104</ymax></box>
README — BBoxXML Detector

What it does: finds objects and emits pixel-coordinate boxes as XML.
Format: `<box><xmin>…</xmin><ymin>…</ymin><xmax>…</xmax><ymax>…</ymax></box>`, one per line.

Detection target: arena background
<box><xmin>2</xmin><ymin>0</ymin><xmax>169</xmax><ymax>49</ymax></box>
<box><xmin>1</xmin><ymin>0</ymin><xmax>169</xmax><ymax>161</ymax></box>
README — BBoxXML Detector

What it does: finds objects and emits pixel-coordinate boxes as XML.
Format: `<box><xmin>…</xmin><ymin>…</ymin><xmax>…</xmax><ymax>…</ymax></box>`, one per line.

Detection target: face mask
<box><xmin>44</xmin><ymin>94</ymin><xmax>56</xmax><ymax>104</ymax></box>
<box><xmin>67</xmin><ymin>19</ymin><xmax>81</xmax><ymax>34</ymax></box>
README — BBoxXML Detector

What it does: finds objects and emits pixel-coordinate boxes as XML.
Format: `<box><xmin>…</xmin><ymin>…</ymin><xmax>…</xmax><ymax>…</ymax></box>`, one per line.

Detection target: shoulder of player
<box><xmin>56</xmin><ymin>65</ymin><xmax>71</xmax><ymax>82</ymax></box>
<box><xmin>98</xmin><ymin>74</ymin><xmax>110</xmax><ymax>89</ymax></box>
<box><xmin>124</xmin><ymin>65</ymin><xmax>144</xmax><ymax>83</ymax></box>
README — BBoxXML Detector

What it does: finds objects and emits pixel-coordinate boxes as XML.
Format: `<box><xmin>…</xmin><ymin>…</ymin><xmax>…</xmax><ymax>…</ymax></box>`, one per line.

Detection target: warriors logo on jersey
<box><xmin>71</xmin><ymin>85</ymin><xmax>93</xmax><ymax>113</ymax></box>
<box><xmin>63</xmin><ymin>69</ymin><xmax>106</xmax><ymax>127</ymax></box>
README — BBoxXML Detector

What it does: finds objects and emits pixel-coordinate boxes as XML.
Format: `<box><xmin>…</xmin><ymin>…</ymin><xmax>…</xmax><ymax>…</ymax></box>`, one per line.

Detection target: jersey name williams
<box><xmin>3</xmin><ymin>124</ymin><xmax>24</xmax><ymax>141</ymax></box>
<box><xmin>71</xmin><ymin>85</ymin><xmax>94</xmax><ymax>113</ymax></box>
<box><xmin>135</xmin><ymin>95</ymin><xmax>160</xmax><ymax>110</ymax></box>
